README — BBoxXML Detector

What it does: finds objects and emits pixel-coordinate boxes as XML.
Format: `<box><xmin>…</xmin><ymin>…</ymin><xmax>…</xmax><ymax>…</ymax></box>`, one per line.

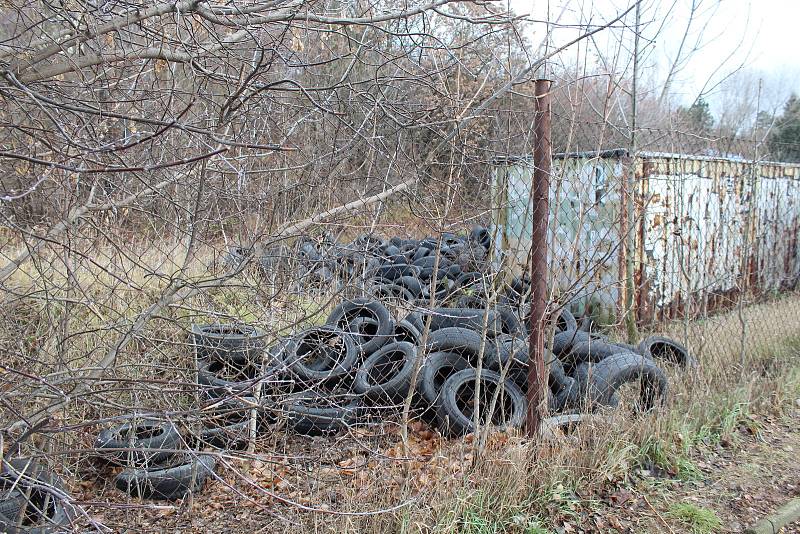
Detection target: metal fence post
<box><xmin>527</xmin><ymin>79</ymin><xmax>552</xmax><ymax>437</ymax></box>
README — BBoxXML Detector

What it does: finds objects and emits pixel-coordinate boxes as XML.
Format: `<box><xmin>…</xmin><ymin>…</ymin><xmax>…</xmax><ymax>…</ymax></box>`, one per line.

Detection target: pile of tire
<box><xmin>223</xmin><ymin>226</ymin><xmax>494</xmax><ymax>299</ymax></box>
<box><xmin>174</xmin><ymin>297</ymin><xmax>692</xmax><ymax>442</ymax></box>
<box><xmin>188</xmin><ymin>297</ymin><xmax>534</xmax><ymax>439</ymax></box>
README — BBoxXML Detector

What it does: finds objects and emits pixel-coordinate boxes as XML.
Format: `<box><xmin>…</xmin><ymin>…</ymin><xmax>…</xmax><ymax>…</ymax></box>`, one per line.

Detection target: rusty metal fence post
<box><xmin>527</xmin><ymin>79</ymin><xmax>551</xmax><ymax>437</ymax></box>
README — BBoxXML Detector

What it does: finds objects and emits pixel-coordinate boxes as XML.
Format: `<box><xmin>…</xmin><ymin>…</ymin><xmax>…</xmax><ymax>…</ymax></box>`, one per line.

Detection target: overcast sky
<box><xmin>508</xmin><ymin>0</ymin><xmax>800</xmax><ymax>114</ymax></box>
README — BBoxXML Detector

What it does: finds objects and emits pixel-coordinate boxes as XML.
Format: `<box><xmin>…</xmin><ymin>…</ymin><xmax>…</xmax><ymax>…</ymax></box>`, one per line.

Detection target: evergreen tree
<box><xmin>677</xmin><ymin>97</ymin><xmax>714</xmax><ymax>134</ymax></box>
<box><xmin>768</xmin><ymin>94</ymin><xmax>800</xmax><ymax>162</ymax></box>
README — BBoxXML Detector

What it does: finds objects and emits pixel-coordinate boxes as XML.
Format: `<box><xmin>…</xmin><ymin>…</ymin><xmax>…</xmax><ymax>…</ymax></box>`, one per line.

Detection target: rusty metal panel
<box><xmin>754</xmin><ymin>175</ymin><xmax>800</xmax><ymax>291</ymax></box>
<box><xmin>639</xmin><ymin>156</ymin><xmax>800</xmax><ymax>321</ymax></box>
<box><xmin>496</xmin><ymin>150</ymin><xmax>800</xmax><ymax>324</ymax></box>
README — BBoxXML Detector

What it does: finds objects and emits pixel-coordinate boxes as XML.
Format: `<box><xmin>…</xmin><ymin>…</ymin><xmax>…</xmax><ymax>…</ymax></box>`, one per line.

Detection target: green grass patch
<box><xmin>667</xmin><ymin>502</ymin><xmax>722</xmax><ymax>533</ymax></box>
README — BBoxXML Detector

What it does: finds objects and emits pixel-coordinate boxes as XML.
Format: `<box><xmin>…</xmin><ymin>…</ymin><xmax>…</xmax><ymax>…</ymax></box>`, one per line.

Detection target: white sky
<box><xmin>507</xmin><ymin>0</ymin><xmax>800</xmax><ymax>114</ymax></box>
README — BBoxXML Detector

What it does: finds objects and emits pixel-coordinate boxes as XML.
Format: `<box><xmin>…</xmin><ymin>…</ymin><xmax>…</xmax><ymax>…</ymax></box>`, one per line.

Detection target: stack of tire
<box><xmin>223</xmin><ymin>226</ymin><xmax>494</xmax><ymax>301</ymax></box>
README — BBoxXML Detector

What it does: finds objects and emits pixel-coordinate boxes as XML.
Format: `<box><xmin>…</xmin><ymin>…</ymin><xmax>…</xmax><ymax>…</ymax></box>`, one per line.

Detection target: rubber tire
<box><xmin>326</xmin><ymin>298</ymin><xmax>393</xmax><ymax>355</ymax></box>
<box><xmin>456</xmin><ymin>294</ymin><xmax>486</xmax><ymax>310</ymax></box>
<box><xmin>418</xmin><ymin>308</ymin><xmax>502</xmax><ymax>337</ymax></box>
<box><xmin>469</xmin><ymin>226</ymin><xmax>491</xmax><ymax>250</ymax></box>
<box><xmin>565</xmin><ymin>339</ymin><xmax>633</xmax><ymax>368</ymax></box>
<box><xmin>573</xmin><ymin>363</ymin><xmax>619</xmax><ymax>409</ymax></box>
<box><xmin>418</xmin><ymin>352</ymin><xmax>471</xmax><ymax>407</ymax></box>
<box><xmin>456</xmin><ymin>271</ymin><xmax>483</xmax><ymax>289</ymax></box>
<box><xmin>550</xmin><ymin>376</ymin><xmax>580</xmax><ymax>413</ymax></box>
<box><xmin>114</xmin><ymin>453</ymin><xmax>216</xmax><ymax>501</ymax></box>
<box><xmin>483</xmin><ymin>335</ymin><xmax>528</xmax><ymax>370</ymax></box>
<box><xmin>436</xmin><ymin>369</ymin><xmax>527</xmax><ymax>437</ymax></box>
<box><xmin>395</xmin><ymin>275</ymin><xmax>424</xmax><ymax>298</ymax></box>
<box><xmin>495</xmin><ymin>306</ymin><xmax>523</xmax><ymax>336</ymax></box>
<box><xmin>0</xmin><ymin>459</ymin><xmax>71</xmax><ymax>533</ymax></box>
<box><xmin>393</xmin><ymin>319</ymin><xmax>422</xmax><ymax>346</ymax></box>
<box><xmin>354</xmin><ymin>342</ymin><xmax>419</xmax><ymax>401</ymax></box>
<box><xmin>343</xmin><ymin>317</ymin><xmax>394</xmax><ymax>353</ymax></box>
<box><xmin>375</xmin><ymin>264</ymin><xmax>420</xmax><ymax>281</ymax></box>
<box><xmin>578</xmin><ymin>353</ymin><xmax>668</xmax><ymax>411</ymax></box>
<box><xmin>285</xmin><ymin>326</ymin><xmax>358</xmax><ymax>383</ymax></box>
<box><xmin>190</xmin><ymin>323</ymin><xmax>267</xmax><ymax>364</ymax></box>
<box><xmin>195</xmin><ymin>397</ymin><xmax>254</xmax><ymax>450</ymax></box>
<box><xmin>95</xmin><ymin>418</ymin><xmax>181</xmax><ymax>467</ymax></box>
<box><xmin>638</xmin><ymin>336</ymin><xmax>697</xmax><ymax>368</ymax></box>
<box><xmin>197</xmin><ymin>357</ymin><xmax>258</xmax><ymax>399</ymax></box>
<box><xmin>550</xmin><ymin>330</ymin><xmax>601</xmax><ymax>358</ymax></box>
<box><xmin>371</xmin><ymin>283</ymin><xmax>416</xmax><ymax>303</ymax></box>
<box><xmin>411</xmin><ymin>246</ymin><xmax>432</xmax><ymax>262</ymax></box>
<box><xmin>283</xmin><ymin>391</ymin><xmax>362</xmax><ymax>436</ymax></box>
<box><xmin>553</xmin><ymin>308</ymin><xmax>578</xmax><ymax>334</ymax></box>
<box><xmin>404</xmin><ymin>312</ymin><xmax>425</xmax><ymax>335</ymax></box>
<box><xmin>412</xmin><ymin>255</ymin><xmax>453</xmax><ymax>271</ymax></box>
<box><xmin>426</xmin><ymin>327</ymin><xmax>486</xmax><ymax>365</ymax></box>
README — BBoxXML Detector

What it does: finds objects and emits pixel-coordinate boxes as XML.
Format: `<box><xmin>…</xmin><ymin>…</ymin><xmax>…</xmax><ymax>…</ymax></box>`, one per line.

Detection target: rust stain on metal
<box><xmin>498</xmin><ymin>147</ymin><xmax>800</xmax><ymax>326</ymax></box>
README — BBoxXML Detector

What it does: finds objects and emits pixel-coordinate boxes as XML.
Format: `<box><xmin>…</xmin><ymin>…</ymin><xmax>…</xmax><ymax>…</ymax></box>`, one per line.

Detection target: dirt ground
<box><xmin>578</xmin><ymin>405</ymin><xmax>800</xmax><ymax>534</ymax></box>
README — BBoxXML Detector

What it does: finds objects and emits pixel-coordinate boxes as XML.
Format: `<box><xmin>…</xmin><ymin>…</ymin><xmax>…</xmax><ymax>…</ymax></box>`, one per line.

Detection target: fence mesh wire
<box><xmin>0</xmin><ymin>2</ymin><xmax>799</xmax><ymax>532</ymax></box>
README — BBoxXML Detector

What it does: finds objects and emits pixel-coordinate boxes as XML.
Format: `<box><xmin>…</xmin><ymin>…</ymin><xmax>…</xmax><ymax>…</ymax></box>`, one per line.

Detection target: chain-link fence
<box><xmin>0</xmin><ymin>2</ymin><xmax>799</xmax><ymax>532</ymax></box>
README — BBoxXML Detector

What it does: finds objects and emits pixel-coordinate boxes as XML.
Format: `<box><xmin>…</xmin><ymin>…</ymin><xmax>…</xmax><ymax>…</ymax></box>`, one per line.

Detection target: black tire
<box><xmin>543</xmin><ymin>413</ymin><xmax>591</xmax><ymax>434</ymax></box>
<box><xmin>393</xmin><ymin>319</ymin><xmax>422</xmax><ymax>345</ymax></box>
<box><xmin>495</xmin><ymin>306</ymin><xmax>523</xmax><ymax>336</ymax></box>
<box><xmin>550</xmin><ymin>376</ymin><xmax>580</xmax><ymax>413</ymax></box>
<box><xmin>95</xmin><ymin>418</ymin><xmax>181</xmax><ymax>466</ymax></box>
<box><xmin>550</xmin><ymin>329</ymin><xmax>599</xmax><ymax>358</ymax></box>
<box><xmin>326</xmin><ymin>298</ymin><xmax>393</xmax><ymax>355</ymax></box>
<box><xmin>343</xmin><ymin>316</ymin><xmax>393</xmax><ymax>352</ymax></box>
<box><xmin>282</xmin><ymin>390</ymin><xmax>362</xmax><ymax>436</ymax></box>
<box><xmin>404</xmin><ymin>312</ymin><xmax>425</xmax><ymax>335</ymax></box>
<box><xmin>197</xmin><ymin>357</ymin><xmax>259</xmax><ymax>399</ymax></box>
<box><xmin>549</xmin><ymin>355</ymin><xmax>567</xmax><ymax>386</ymax></box>
<box><xmin>483</xmin><ymin>335</ymin><xmax>528</xmax><ymax>370</ymax></box>
<box><xmin>411</xmin><ymin>246</ymin><xmax>432</xmax><ymax>262</ymax></box>
<box><xmin>383</xmin><ymin>245</ymin><xmax>401</xmax><ymax>257</ymax></box>
<box><xmin>114</xmin><ymin>453</ymin><xmax>216</xmax><ymax>501</ymax></box>
<box><xmin>436</xmin><ymin>369</ymin><xmax>526</xmax><ymax>437</ymax></box>
<box><xmin>354</xmin><ymin>342</ymin><xmax>419</xmax><ymax>401</ymax></box>
<box><xmin>581</xmin><ymin>353</ymin><xmax>668</xmax><ymax>411</ymax></box>
<box><xmin>469</xmin><ymin>226</ymin><xmax>491</xmax><ymax>250</ymax></box>
<box><xmin>564</xmin><ymin>339</ymin><xmax>632</xmax><ymax>368</ymax></box>
<box><xmin>426</xmin><ymin>327</ymin><xmax>486</xmax><ymax>364</ymax></box>
<box><xmin>456</xmin><ymin>271</ymin><xmax>483</xmax><ymax>289</ymax></box>
<box><xmin>421</xmin><ymin>308</ymin><xmax>502</xmax><ymax>337</ymax></box>
<box><xmin>418</xmin><ymin>352</ymin><xmax>471</xmax><ymax>407</ymax></box>
<box><xmin>195</xmin><ymin>397</ymin><xmax>255</xmax><ymax>450</ymax></box>
<box><xmin>441</xmin><ymin>264</ymin><xmax>463</xmax><ymax>281</ymax></box>
<box><xmin>412</xmin><ymin>255</ymin><xmax>453</xmax><ymax>272</ymax></box>
<box><xmin>189</xmin><ymin>323</ymin><xmax>267</xmax><ymax>364</ymax></box>
<box><xmin>638</xmin><ymin>336</ymin><xmax>697</xmax><ymax>367</ymax></box>
<box><xmin>285</xmin><ymin>326</ymin><xmax>358</xmax><ymax>383</ymax></box>
<box><xmin>395</xmin><ymin>275</ymin><xmax>423</xmax><ymax>298</ymax></box>
<box><xmin>0</xmin><ymin>459</ymin><xmax>71</xmax><ymax>533</ymax></box>
<box><xmin>371</xmin><ymin>283</ymin><xmax>416</xmax><ymax>304</ymax></box>
<box><xmin>552</xmin><ymin>308</ymin><xmax>578</xmax><ymax>334</ymax></box>
<box><xmin>572</xmin><ymin>363</ymin><xmax>618</xmax><ymax>409</ymax></box>
<box><xmin>375</xmin><ymin>264</ymin><xmax>420</xmax><ymax>281</ymax></box>
<box><xmin>456</xmin><ymin>294</ymin><xmax>486</xmax><ymax>310</ymax></box>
